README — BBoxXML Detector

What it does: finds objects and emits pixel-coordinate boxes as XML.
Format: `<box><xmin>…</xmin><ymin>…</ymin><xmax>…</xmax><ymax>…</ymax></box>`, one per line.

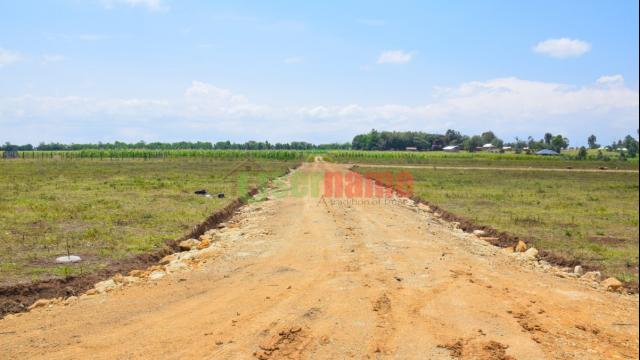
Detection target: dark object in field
<box><xmin>194</xmin><ymin>189</ymin><xmax>208</xmax><ymax>195</ymax></box>
<box><xmin>217</xmin><ymin>193</ymin><xmax>225</xmax><ymax>199</ymax></box>
<box><xmin>2</xmin><ymin>150</ymin><xmax>19</xmax><ymax>159</ymax></box>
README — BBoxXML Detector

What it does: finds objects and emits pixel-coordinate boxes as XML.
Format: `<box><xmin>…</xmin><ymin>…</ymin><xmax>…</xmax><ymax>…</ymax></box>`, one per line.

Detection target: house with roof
<box><xmin>535</xmin><ymin>149</ymin><xmax>559</xmax><ymax>155</ymax></box>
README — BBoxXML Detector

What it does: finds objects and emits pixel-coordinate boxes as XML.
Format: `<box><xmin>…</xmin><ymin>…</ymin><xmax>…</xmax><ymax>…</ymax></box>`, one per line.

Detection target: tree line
<box><xmin>0</xmin><ymin>140</ymin><xmax>351</xmax><ymax>152</ymax></box>
<box><xmin>351</xmin><ymin>129</ymin><xmax>567</xmax><ymax>152</ymax></box>
<box><xmin>350</xmin><ymin>129</ymin><xmax>638</xmax><ymax>157</ymax></box>
<box><xmin>2</xmin><ymin>130</ymin><xmax>637</xmax><ymax>157</ymax></box>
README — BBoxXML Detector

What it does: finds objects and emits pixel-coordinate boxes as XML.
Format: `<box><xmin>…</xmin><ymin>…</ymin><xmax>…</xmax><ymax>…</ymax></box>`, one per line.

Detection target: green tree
<box><xmin>623</xmin><ymin>134</ymin><xmax>639</xmax><ymax>157</ymax></box>
<box><xmin>481</xmin><ymin>131</ymin><xmax>496</xmax><ymax>144</ymax></box>
<box><xmin>444</xmin><ymin>129</ymin><xmax>463</xmax><ymax>145</ymax></box>
<box><xmin>551</xmin><ymin>135</ymin><xmax>569</xmax><ymax>152</ymax></box>
<box><xmin>577</xmin><ymin>146</ymin><xmax>588</xmax><ymax>160</ymax></box>
<box><xmin>464</xmin><ymin>135</ymin><xmax>484</xmax><ymax>152</ymax></box>
<box><xmin>544</xmin><ymin>132</ymin><xmax>553</xmax><ymax>145</ymax></box>
<box><xmin>587</xmin><ymin>134</ymin><xmax>599</xmax><ymax>149</ymax></box>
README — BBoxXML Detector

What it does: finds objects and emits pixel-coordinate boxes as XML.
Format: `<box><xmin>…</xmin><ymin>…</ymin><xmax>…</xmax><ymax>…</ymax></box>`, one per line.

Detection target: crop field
<box><xmin>0</xmin><ymin>157</ymin><xmax>298</xmax><ymax>285</ymax></box>
<box><xmin>6</xmin><ymin>149</ymin><xmax>310</xmax><ymax>160</ymax></box>
<box><xmin>327</xmin><ymin>150</ymin><xmax>639</xmax><ymax>169</ymax></box>
<box><xmin>354</xmin><ymin>165</ymin><xmax>639</xmax><ymax>283</ymax></box>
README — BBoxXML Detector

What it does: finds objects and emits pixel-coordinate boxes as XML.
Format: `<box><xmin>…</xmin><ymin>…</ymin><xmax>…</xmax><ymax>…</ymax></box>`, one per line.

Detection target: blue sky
<box><xmin>1</xmin><ymin>0</ymin><xmax>638</xmax><ymax>145</ymax></box>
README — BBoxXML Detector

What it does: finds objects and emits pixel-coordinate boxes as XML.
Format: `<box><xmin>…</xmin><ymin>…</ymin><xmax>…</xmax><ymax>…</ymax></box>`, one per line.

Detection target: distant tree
<box><xmin>577</xmin><ymin>146</ymin><xmax>588</xmax><ymax>160</ymax></box>
<box><xmin>351</xmin><ymin>130</ymin><xmax>446</xmax><ymax>151</ymax></box>
<box><xmin>351</xmin><ymin>134</ymin><xmax>367</xmax><ymax>150</ymax></box>
<box><xmin>444</xmin><ymin>129</ymin><xmax>463</xmax><ymax>145</ymax></box>
<box><xmin>587</xmin><ymin>134</ymin><xmax>599</xmax><ymax>149</ymax></box>
<box><xmin>551</xmin><ymin>135</ymin><xmax>569</xmax><ymax>152</ymax></box>
<box><xmin>491</xmin><ymin>138</ymin><xmax>504</xmax><ymax>148</ymax></box>
<box><xmin>481</xmin><ymin>131</ymin><xmax>496</xmax><ymax>144</ymax></box>
<box><xmin>1</xmin><ymin>142</ymin><xmax>18</xmax><ymax>151</ymax></box>
<box><xmin>544</xmin><ymin>132</ymin><xmax>553</xmax><ymax>145</ymax></box>
<box><xmin>512</xmin><ymin>137</ymin><xmax>527</xmax><ymax>153</ymax></box>
<box><xmin>623</xmin><ymin>134</ymin><xmax>639</xmax><ymax>157</ymax></box>
<box><xmin>464</xmin><ymin>135</ymin><xmax>484</xmax><ymax>152</ymax></box>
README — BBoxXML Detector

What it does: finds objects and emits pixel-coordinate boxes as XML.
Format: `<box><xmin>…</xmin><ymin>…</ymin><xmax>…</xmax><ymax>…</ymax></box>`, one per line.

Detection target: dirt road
<box><xmin>1</xmin><ymin>162</ymin><xmax>638</xmax><ymax>359</ymax></box>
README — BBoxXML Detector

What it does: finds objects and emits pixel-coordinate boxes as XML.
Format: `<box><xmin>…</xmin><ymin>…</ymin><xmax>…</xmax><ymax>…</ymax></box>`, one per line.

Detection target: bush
<box><xmin>576</xmin><ymin>147</ymin><xmax>588</xmax><ymax>160</ymax></box>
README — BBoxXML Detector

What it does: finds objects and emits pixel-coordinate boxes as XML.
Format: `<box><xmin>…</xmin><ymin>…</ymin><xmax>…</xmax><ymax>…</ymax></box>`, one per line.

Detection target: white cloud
<box><xmin>1</xmin><ymin>77</ymin><xmax>637</xmax><ymax>144</ymax></box>
<box><xmin>284</xmin><ymin>56</ymin><xmax>303</xmax><ymax>64</ymax></box>
<box><xmin>183</xmin><ymin>81</ymin><xmax>266</xmax><ymax>117</ymax></box>
<box><xmin>101</xmin><ymin>0</ymin><xmax>168</xmax><ymax>12</ymax></box>
<box><xmin>0</xmin><ymin>48</ymin><xmax>21</xmax><ymax>68</ymax></box>
<box><xmin>596</xmin><ymin>74</ymin><xmax>624</xmax><ymax>87</ymax></box>
<box><xmin>41</xmin><ymin>54</ymin><xmax>66</xmax><ymax>64</ymax></box>
<box><xmin>377</xmin><ymin>50</ymin><xmax>413</xmax><ymax>64</ymax></box>
<box><xmin>533</xmin><ymin>38</ymin><xmax>591</xmax><ymax>58</ymax></box>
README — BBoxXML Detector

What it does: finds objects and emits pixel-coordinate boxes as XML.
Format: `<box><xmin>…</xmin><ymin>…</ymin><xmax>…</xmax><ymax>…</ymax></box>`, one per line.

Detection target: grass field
<box><xmin>0</xmin><ymin>158</ymin><xmax>298</xmax><ymax>285</ymax></box>
<box><xmin>327</xmin><ymin>150</ymin><xmax>639</xmax><ymax>169</ymax></box>
<box><xmin>354</xmin><ymin>165</ymin><xmax>639</xmax><ymax>282</ymax></box>
<box><xmin>2</xmin><ymin>151</ymin><xmax>638</xmax><ymax>288</ymax></box>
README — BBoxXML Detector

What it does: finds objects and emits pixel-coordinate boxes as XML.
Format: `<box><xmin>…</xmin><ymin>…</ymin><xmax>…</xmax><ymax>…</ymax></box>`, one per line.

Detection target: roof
<box><xmin>443</xmin><ymin>145</ymin><xmax>459</xmax><ymax>150</ymax></box>
<box><xmin>482</xmin><ymin>143</ymin><xmax>495</xmax><ymax>148</ymax></box>
<box><xmin>535</xmin><ymin>149</ymin><xmax>559</xmax><ymax>155</ymax></box>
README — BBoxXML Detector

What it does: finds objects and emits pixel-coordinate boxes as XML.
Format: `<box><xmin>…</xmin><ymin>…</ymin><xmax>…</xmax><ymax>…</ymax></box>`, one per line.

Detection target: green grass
<box><xmin>0</xmin><ymin>158</ymin><xmax>298</xmax><ymax>285</ymax></box>
<box><xmin>355</xmin><ymin>166</ymin><xmax>639</xmax><ymax>282</ymax></box>
<box><xmin>326</xmin><ymin>150</ymin><xmax>639</xmax><ymax>169</ymax></box>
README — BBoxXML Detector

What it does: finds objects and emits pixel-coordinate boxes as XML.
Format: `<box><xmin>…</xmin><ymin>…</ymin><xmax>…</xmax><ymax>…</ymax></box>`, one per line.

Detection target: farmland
<box><xmin>326</xmin><ymin>150</ymin><xmax>639</xmax><ymax>169</ymax></box>
<box><xmin>6</xmin><ymin>149</ymin><xmax>309</xmax><ymax>161</ymax></box>
<box><xmin>0</xmin><ymin>157</ymin><xmax>298</xmax><ymax>285</ymax></box>
<box><xmin>3</xmin><ymin>159</ymin><xmax>639</xmax><ymax>359</ymax></box>
<box><xmin>2</xmin><ymin>149</ymin><xmax>638</xmax><ymax>287</ymax></box>
<box><xmin>354</xmin><ymin>164</ymin><xmax>639</xmax><ymax>283</ymax></box>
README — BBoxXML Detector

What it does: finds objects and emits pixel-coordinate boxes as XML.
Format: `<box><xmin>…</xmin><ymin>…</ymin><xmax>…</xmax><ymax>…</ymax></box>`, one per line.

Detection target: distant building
<box><xmin>481</xmin><ymin>143</ymin><xmax>496</xmax><ymax>151</ymax></box>
<box><xmin>535</xmin><ymin>149</ymin><xmax>559</xmax><ymax>156</ymax></box>
<box><xmin>502</xmin><ymin>146</ymin><xmax>512</xmax><ymax>151</ymax></box>
<box><xmin>443</xmin><ymin>145</ymin><xmax>460</xmax><ymax>152</ymax></box>
<box><xmin>405</xmin><ymin>147</ymin><xmax>418</xmax><ymax>151</ymax></box>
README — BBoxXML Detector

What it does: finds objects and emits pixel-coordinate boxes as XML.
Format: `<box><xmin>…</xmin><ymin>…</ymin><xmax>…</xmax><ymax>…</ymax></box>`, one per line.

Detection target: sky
<box><xmin>0</xmin><ymin>0</ymin><xmax>638</xmax><ymax>146</ymax></box>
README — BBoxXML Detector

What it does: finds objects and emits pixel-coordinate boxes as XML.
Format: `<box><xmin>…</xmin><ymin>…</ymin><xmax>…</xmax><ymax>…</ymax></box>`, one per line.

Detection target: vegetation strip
<box><xmin>352</xmin><ymin>164</ymin><xmax>639</xmax><ymax>173</ymax></box>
